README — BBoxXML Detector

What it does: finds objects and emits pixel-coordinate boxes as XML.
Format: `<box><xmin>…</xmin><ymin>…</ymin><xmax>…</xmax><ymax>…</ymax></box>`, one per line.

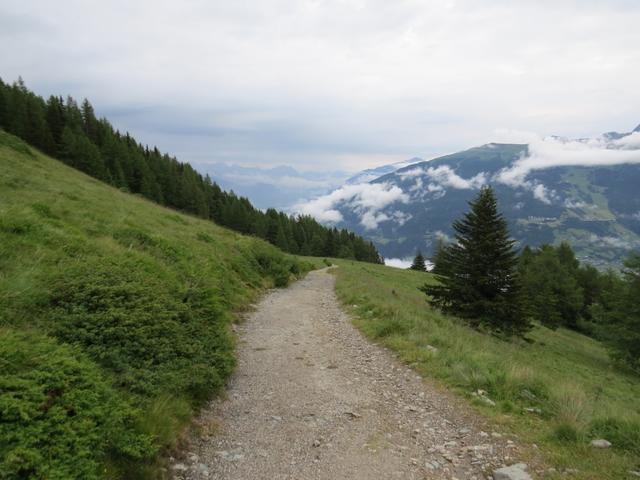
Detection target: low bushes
<box><xmin>0</xmin><ymin>329</ymin><xmax>153</xmax><ymax>480</ymax></box>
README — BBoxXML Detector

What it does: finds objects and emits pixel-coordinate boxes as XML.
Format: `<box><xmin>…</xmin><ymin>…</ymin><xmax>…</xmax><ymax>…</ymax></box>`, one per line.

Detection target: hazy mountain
<box><xmin>345</xmin><ymin>158</ymin><xmax>423</xmax><ymax>185</ymax></box>
<box><xmin>193</xmin><ymin>159</ymin><xmax>423</xmax><ymax>210</ymax></box>
<box><xmin>300</xmin><ymin>126</ymin><xmax>640</xmax><ymax>267</ymax></box>
<box><xmin>192</xmin><ymin>163</ymin><xmax>349</xmax><ymax>209</ymax></box>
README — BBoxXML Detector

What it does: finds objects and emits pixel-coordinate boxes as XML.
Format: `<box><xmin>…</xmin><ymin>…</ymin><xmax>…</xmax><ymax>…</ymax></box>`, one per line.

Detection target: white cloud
<box><xmin>564</xmin><ymin>199</ymin><xmax>592</xmax><ymax>209</ymax></box>
<box><xmin>391</xmin><ymin>210</ymin><xmax>412</xmax><ymax>226</ymax></box>
<box><xmin>613</xmin><ymin>131</ymin><xmax>640</xmax><ymax>150</ymax></box>
<box><xmin>496</xmin><ymin>134</ymin><xmax>640</xmax><ymax>187</ymax></box>
<box><xmin>399</xmin><ymin>167</ymin><xmax>425</xmax><ymax>179</ymax></box>
<box><xmin>426</xmin><ymin>166</ymin><xmax>487</xmax><ymax>189</ymax></box>
<box><xmin>434</xmin><ymin>230</ymin><xmax>453</xmax><ymax>243</ymax></box>
<box><xmin>296</xmin><ymin>182</ymin><xmax>409</xmax><ymax>228</ymax></box>
<box><xmin>532</xmin><ymin>183</ymin><xmax>554</xmax><ymax>204</ymax></box>
<box><xmin>384</xmin><ymin>257</ymin><xmax>413</xmax><ymax>269</ymax></box>
<box><xmin>409</xmin><ymin>177</ymin><xmax>423</xmax><ymax>192</ymax></box>
<box><xmin>400</xmin><ymin>165</ymin><xmax>486</xmax><ymax>190</ymax></box>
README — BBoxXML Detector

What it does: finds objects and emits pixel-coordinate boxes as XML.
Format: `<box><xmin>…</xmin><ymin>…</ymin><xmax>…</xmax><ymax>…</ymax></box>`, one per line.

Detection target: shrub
<box><xmin>48</xmin><ymin>256</ymin><xmax>235</xmax><ymax>400</ymax></box>
<box><xmin>0</xmin><ymin>329</ymin><xmax>154</xmax><ymax>480</ymax></box>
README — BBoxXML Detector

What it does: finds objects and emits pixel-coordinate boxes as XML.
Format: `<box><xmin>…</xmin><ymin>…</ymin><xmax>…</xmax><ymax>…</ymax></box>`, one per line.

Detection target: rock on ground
<box><xmin>494</xmin><ymin>463</ymin><xmax>532</xmax><ymax>480</ymax></box>
<box><xmin>590</xmin><ymin>439</ymin><xmax>612</xmax><ymax>448</ymax></box>
<box><xmin>172</xmin><ymin>269</ymin><xmax>539</xmax><ymax>479</ymax></box>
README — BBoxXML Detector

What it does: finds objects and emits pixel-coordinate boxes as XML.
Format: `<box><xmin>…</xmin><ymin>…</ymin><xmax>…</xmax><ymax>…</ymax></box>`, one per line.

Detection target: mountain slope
<box><xmin>0</xmin><ymin>130</ymin><xmax>315</xmax><ymax>478</ymax></box>
<box><xmin>344</xmin><ymin>157</ymin><xmax>423</xmax><ymax>185</ymax></box>
<box><xmin>314</xmin><ymin>129</ymin><xmax>640</xmax><ymax>266</ymax></box>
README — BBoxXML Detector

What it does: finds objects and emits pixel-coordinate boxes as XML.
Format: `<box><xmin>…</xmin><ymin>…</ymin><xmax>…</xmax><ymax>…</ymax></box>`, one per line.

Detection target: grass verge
<box><xmin>331</xmin><ymin>259</ymin><xmax>640</xmax><ymax>480</ymax></box>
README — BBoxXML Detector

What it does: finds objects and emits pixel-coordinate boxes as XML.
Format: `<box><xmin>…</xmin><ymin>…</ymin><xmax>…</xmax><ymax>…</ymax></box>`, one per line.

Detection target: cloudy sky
<box><xmin>2</xmin><ymin>0</ymin><xmax>639</xmax><ymax>171</ymax></box>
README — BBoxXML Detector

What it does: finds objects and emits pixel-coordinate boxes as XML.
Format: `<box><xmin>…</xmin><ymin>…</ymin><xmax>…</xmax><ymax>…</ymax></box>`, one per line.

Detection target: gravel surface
<box><xmin>172</xmin><ymin>269</ymin><xmax>537</xmax><ymax>479</ymax></box>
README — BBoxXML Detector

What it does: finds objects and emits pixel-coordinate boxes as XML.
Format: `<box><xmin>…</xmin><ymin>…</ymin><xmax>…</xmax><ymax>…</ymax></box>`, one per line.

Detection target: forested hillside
<box><xmin>0</xmin><ymin>130</ymin><xmax>318</xmax><ymax>478</ymax></box>
<box><xmin>0</xmin><ymin>77</ymin><xmax>381</xmax><ymax>263</ymax></box>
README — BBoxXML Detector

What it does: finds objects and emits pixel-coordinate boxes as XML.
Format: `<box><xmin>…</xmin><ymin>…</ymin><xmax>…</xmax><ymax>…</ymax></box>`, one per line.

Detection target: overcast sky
<box><xmin>2</xmin><ymin>0</ymin><xmax>639</xmax><ymax>171</ymax></box>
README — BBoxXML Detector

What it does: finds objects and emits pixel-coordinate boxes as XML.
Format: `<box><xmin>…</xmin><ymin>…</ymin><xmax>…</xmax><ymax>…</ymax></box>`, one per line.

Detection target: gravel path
<box><xmin>171</xmin><ymin>269</ymin><xmax>535</xmax><ymax>479</ymax></box>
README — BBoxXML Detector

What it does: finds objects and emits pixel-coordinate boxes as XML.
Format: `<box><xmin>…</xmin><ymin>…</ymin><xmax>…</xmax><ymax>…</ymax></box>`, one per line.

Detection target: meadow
<box><xmin>331</xmin><ymin>259</ymin><xmax>640</xmax><ymax>479</ymax></box>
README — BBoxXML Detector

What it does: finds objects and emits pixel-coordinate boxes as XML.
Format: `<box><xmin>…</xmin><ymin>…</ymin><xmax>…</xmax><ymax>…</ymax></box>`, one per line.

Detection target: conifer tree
<box><xmin>410</xmin><ymin>251</ymin><xmax>427</xmax><ymax>271</ymax></box>
<box><xmin>600</xmin><ymin>253</ymin><xmax>640</xmax><ymax>372</ymax></box>
<box><xmin>430</xmin><ymin>238</ymin><xmax>451</xmax><ymax>276</ymax></box>
<box><xmin>519</xmin><ymin>245</ymin><xmax>582</xmax><ymax>329</ymax></box>
<box><xmin>421</xmin><ymin>187</ymin><xmax>528</xmax><ymax>335</ymax></box>
<box><xmin>0</xmin><ymin>78</ymin><xmax>8</xmax><ymax>128</ymax></box>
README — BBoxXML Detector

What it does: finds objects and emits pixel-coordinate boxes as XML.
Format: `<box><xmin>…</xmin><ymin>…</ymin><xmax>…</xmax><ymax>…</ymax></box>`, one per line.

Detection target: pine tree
<box><xmin>519</xmin><ymin>245</ymin><xmax>583</xmax><ymax>330</ymax></box>
<box><xmin>0</xmin><ymin>78</ymin><xmax>8</xmax><ymax>129</ymax></box>
<box><xmin>601</xmin><ymin>253</ymin><xmax>640</xmax><ymax>372</ymax></box>
<box><xmin>430</xmin><ymin>238</ymin><xmax>451</xmax><ymax>276</ymax></box>
<box><xmin>410</xmin><ymin>251</ymin><xmax>426</xmax><ymax>271</ymax></box>
<box><xmin>421</xmin><ymin>187</ymin><xmax>528</xmax><ymax>335</ymax></box>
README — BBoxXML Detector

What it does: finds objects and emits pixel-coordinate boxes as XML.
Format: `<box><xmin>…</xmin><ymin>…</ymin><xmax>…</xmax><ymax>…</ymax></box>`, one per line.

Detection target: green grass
<box><xmin>330</xmin><ymin>259</ymin><xmax>640</xmax><ymax>479</ymax></box>
<box><xmin>0</xmin><ymin>130</ymin><xmax>318</xmax><ymax>478</ymax></box>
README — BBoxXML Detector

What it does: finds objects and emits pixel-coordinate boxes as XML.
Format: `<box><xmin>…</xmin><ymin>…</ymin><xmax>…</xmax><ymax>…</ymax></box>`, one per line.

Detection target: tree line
<box><xmin>417</xmin><ymin>187</ymin><xmax>639</xmax><ymax>373</ymax></box>
<box><xmin>0</xmin><ymin>77</ymin><xmax>382</xmax><ymax>263</ymax></box>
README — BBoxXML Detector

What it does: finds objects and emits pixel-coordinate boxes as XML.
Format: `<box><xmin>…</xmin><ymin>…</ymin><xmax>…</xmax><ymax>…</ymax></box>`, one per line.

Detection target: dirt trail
<box><xmin>172</xmin><ymin>269</ymin><xmax>533</xmax><ymax>479</ymax></box>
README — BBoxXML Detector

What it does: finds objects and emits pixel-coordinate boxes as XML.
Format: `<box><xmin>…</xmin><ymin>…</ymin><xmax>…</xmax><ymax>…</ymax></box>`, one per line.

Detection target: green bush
<box><xmin>0</xmin><ymin>329</ymin><xmax>154</xmax><ymax>480</ymax></box>
<box><xmin>252</xmin><ymin>246</ymin><xmax>303</xmax><ymax>287</ymax></box>
<box><xmin>48</xmin><ymin>256</ymin><xmax>235</xmax><ymax>400</ymax></box>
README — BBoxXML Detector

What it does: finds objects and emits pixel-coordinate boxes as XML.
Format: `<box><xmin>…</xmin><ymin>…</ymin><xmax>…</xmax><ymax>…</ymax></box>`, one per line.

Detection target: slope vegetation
<box><xmin>332</xmin><ymin>260</ymin><xmax>640</xmax><ymax>479</ymax></box>
<box><xmin>0</xmin><ymin>131</ymin><xmax>314</xmax><ymax>478</ymax></box>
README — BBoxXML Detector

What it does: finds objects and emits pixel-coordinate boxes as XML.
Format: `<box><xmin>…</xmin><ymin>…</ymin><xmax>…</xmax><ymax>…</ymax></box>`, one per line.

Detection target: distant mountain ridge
<box><xmin>307</xmin><ymin>125</ymin><xmax>640</xmax><ymax>267</ymax></box>
<box><xmin>345</xmin><ymin>157</ymin><xmax>423</xmax><ymax>185</ymax></box>
<box><xmin>192</xmin><ymin>162</ymin><xmax>349</xmax><ymax>209</ymax></box>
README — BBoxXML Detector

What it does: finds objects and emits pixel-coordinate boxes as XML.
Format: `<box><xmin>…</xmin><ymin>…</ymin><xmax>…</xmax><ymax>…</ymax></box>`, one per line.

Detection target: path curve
<box><xmin>173</xmin><ymin>269</ymin><xmax>533</xmax><ymax>479</ymax></box>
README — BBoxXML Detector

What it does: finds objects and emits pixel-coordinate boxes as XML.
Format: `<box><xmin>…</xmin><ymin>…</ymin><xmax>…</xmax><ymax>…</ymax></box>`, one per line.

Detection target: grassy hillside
<box><xmin>0</xmin><ymin>130</ymin><xmax>316</xmax><ymax>479</ymax></box>
<box><xmin>331</xmin><ymin>260</ymin><xmax>640</xmax><ymax>479</ymax></box>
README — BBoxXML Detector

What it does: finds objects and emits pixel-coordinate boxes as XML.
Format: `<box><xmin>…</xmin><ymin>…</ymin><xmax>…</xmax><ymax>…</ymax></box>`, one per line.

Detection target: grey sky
<box><xmin>2</xmin><ymin>0</ymin><xmax>639</xmax><ymax>171</ymax></box>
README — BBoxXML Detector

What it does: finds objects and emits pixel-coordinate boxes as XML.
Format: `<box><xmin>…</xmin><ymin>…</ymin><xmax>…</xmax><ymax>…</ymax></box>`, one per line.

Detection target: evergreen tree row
<box><xmin>0</xmin><ymin>77</ymin><xmax>382</xmax><ymax>263</ymax></box>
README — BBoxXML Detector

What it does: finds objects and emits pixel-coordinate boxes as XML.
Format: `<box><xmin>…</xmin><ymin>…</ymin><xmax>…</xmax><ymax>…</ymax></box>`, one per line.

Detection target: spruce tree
<box><xmin>410</xmin><ymin>251</ymin><xmax>426</xmax><ymax>271</ymax></box>
<box><xmin>430</xmin><ymin>238</ymin><xmax>452</xmax><ymax>276</ymax></box>
<box><xmin>421</xmin><ymin>187</ymin><xmax>528</xmax><ymax>335</ymax></box>
<box><xmin>598</xmin><ymin>253</ymin><xmax>640</xmax><ymax>372</ymax></box>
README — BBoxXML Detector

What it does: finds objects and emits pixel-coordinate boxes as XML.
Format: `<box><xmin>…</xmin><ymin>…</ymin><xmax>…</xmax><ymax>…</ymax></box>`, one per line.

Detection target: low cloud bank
<box><xmin>496</xmin><ymin>133</ymin><xmax>640</xmax><ymax>187</ymax></box>
<box><xmin>401</xmin><ymin>165</ymin><xmax>486</xmax><ymax>190</ymax></box>
<box><xmin>296</xmin><ymin>182</ymin><xmax>409</xmax><ymax>228</ymax></box>
<box><xmin>384</xmin><ymin>257</ymin><xmax>413</xmax><ymax>269</ymax></box>
<box><xmin>385</xmin><ymin>257</ymin><xmax>434</xmax><ymax>270</ymax></box>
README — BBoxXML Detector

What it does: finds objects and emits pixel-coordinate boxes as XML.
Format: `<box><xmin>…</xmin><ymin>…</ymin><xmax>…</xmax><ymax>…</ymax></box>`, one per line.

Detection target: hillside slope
<box><xmin>331</xmin><ymin>260</ymin><xmax>640</xmax><ymax>479</ymax></box>
<box><xmin>0</xmin><ymin>130</ymin><xmax>314</xmax><ymax>479</ymax></box>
